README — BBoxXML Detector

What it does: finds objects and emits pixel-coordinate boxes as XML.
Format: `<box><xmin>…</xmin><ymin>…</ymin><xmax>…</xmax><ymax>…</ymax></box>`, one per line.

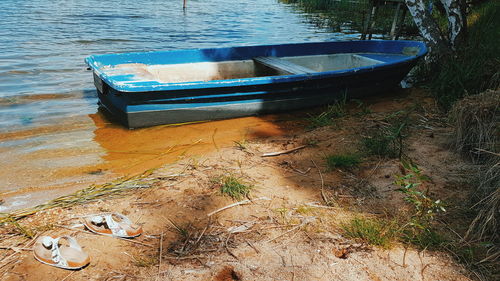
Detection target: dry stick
<box><xmin>311</xmin><ymin>160</ymin><xmax>328</xmax><ymax>204</ymax></box>
<box><xmin>56</xmin><ymin>225</ymin><xmax>153</xmax><ymax>248</ymax></box>
<box><xmin>402</xmin><ymin>246</ymin><xmax>408</xmax><ymax>267</ymax></box>
<box><xmin>291</xmin><ymin>167</ymin><xmax>311</xmax><ymax>175</ymax></box>
<box><xmin>194</xmin><ymin>223</ymin><xmax>209</xmax><ymax>246</ymax></box>
<box><xmin>474</xmin><ymin>148</ymin><xmax>500</xmax><ymax>157</ymax></box>
<box><xmin>261</xmin><ymin>145</ymin><xmax>306</xmax><ymax>157</ymax></box>
<box><xmin>207</xmin><ymin>197</ymin><xmax>270</xmax><ymax>217</ymax></box>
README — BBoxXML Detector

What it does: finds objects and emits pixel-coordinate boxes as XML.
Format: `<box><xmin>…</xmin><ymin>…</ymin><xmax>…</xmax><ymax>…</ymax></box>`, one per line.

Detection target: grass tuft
<box><xmin>306</xmin><ymin>96</ymin><xmax>347</xmax><ymax>129</ymax></box>
<box><xmin>341</xmin><ymin>217</ymin><xmax>396</xmax><ymax>248</ymax></box>
<box><xmin>214</xmin><ymin>175</ymin><xmax>253</xmax><ymax>200</ymax></box>
<box><xmin>326</xmin><ymin>153</ymin><xmax>361</xmax><ymax>169</ymax></box>
<box><xmin>401</xmin><ymin>227</ymin><xmax>447</xmax><ymax>250</ymax></box>
<box><xmin>362</xmin><ymin>112</ymin><xmax>409</xmax><ymax>158</ymax></box>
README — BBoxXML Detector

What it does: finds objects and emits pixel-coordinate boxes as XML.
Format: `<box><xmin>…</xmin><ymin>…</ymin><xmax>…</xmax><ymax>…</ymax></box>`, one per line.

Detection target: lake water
<box><xmin>0</xmin><ymin>0</ymin><xmax>363</xmax><ymax>211</ymax></box>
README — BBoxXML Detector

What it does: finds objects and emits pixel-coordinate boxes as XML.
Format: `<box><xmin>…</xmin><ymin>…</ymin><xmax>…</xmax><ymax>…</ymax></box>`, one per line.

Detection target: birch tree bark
<box><xmin>404</xmin><ymin>0</ymin><xmax>448</xmax><ymax>56</ymax></box>
<box><xmin>440</xmin><ymin>0</ymin><xmax>467</xmax><ymax>48</ymax></box>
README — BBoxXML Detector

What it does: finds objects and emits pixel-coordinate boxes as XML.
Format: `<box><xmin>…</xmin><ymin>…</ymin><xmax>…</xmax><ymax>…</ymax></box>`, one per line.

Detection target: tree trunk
<box><xmin>440</xmin><ymin>0</ymin><xmax>467</xmax><ymax>48</ymax></box>
<box><xmin>404</xmin><ymin>0</ymin><xmax>448</xmax><ymax>57</ymax></box>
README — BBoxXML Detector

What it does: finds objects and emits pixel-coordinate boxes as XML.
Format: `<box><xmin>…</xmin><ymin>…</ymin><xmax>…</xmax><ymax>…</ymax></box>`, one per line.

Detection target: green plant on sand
<box><xmin>306</xmin><ymin>95</ymin><xmax>347</xmax><ymax>129</ymax></box>
<box><xmin>325</xmin><ymin>153</ymin><xmax>361</xmax><ymax>169</ymax></box>
<box><xmin>341</xmin><ymin>217</ymin><xmax>397</xmax><ymax>248</ymax></box>
<box><xmin>362</xmin><ymin>112</ymin><xmax>409</xmax><ymax>158</ymax></box>
<box><xmin>214</xmin><ymin>175</ymin><xmax>253</xmax><ymax>200</ymax></box>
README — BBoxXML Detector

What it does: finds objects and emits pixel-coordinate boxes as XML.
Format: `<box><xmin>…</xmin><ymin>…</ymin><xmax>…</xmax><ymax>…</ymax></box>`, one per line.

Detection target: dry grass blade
<box><xmin>451</xmin><ymin>89</ymin><xmax>499</xmax><ymax>271</ymax></box>
<box><xmin>450</xmin><ymin>89</ymin><xmax>499</xmax><ymax>162</ymax></box>
<box><xmin>0</xmin><ymin>173</ymin><xmax>154</xmax><ymax>223</ymax></box>
<box><xmin>311</xmin><ymin>160</ymin><xmax>328</xmax><ymax>204</ymax></box>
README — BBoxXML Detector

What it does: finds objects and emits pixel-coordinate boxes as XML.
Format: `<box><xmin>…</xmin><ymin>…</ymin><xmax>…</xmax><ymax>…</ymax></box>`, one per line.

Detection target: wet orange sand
<box><xmin>89</xmin><ymin>112</ymin><xmax>287</xmax><ymax>175</ymax></box>
<box><xmin>0</xmin><ymin>111</ymin><xmax>291</xmax><ymax>211</ymax></box>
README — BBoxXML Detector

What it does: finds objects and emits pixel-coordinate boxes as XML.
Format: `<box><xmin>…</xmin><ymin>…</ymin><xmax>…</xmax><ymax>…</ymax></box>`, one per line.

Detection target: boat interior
<box><xmin>102</xmin><ymin>54</ymin><xmax>384</xmax><ymax>84</ymax></box>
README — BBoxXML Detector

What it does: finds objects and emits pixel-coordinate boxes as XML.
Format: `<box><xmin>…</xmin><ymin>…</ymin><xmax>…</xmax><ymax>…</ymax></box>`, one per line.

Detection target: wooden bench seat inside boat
<box><xmin>253</xmin><ymin>56</ymin><xmax>315</xmax><ymax>75</ymax></box>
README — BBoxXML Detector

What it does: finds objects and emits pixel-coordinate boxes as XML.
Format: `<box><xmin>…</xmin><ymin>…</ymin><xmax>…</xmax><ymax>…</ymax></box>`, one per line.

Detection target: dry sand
<box><xmin>0</xmin><ymin>88</ymin><xmax>476</xmax><ymax>281</ymax></box>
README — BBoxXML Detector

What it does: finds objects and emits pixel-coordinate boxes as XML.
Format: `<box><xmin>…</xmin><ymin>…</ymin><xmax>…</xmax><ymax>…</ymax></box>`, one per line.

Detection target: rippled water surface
<box><xmin>0</xmin><ymin>0</ymin><xmax>362</xmax><ymax>211</ymax></box>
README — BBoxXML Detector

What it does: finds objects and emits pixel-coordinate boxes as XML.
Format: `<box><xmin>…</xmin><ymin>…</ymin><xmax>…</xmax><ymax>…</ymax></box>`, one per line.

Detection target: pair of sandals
<box><xmin>33</xmin><ymin>213</ymin><xmax>143</xmax><ymax>270</ymax></box>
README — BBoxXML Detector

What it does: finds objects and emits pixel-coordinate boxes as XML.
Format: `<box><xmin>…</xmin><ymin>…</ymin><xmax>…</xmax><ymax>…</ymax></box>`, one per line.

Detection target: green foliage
<box><xmin>215</xmin><ymin>175</ymin><xmax>253</xmax><ymax>200</ymax></box>
<box><xmin>325</xmin><ymin>153</ymin><xmax>361</xmax><ymax>169</ymax></box>
<box><xmin>306</xmin><ymin>95</ymin><xmax>347</xmax><ymax>129</ymax></box>
<box><xmin>401</xmin><ymin>226</ymin><xmax>447</xmax><ymax>249</ymax></box>
<box><xmin>424</xmin><ymin>1</ymin><xmax>500</xmax><ymax>110</ymax></box>
<box><xmin>394</xmin><ymin>162</ymin><xmax>448</xmax><ymax>250</ymax></box>
<box><xmin>362</xmin><ymin>130</ymin><xmax>397</xmax><ymax>157</ymax></box>
<box><xmin>352</xmin><ymin>99</ymin><xmax>373</xmax><ymax>116</ymax></box>
<box><xmin>341</xmin><ymin>217</ymin><xmax>396</xmax><ymax>248</ymax></box>
<box><xmin>395</xmin><ymin>161</ymin><xmax>446</xmax><ymax>222</ymax></box>
<box><xmin>280</xmin><ymin>0</ymin><xmax>418</xmax><ymax>36</ymax></box>
<box><xmin>362</xmin><ymin>113</ymin><xmax>409</xmax><ymax>158</ymax></box>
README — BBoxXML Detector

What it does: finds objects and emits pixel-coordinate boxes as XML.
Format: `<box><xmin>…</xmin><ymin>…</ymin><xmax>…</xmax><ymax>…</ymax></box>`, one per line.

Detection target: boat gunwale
<box><xmin>85</xmin><ymin>40</ymin><xmax>427</xmax><ymax>93</ymax></box>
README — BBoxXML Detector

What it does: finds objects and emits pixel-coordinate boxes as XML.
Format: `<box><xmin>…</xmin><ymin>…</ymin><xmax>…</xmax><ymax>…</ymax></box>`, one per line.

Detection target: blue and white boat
<box><xmin>85</xmin><ymin>40</ymin><xmax>427</xmax><ymax>128</ymax></box>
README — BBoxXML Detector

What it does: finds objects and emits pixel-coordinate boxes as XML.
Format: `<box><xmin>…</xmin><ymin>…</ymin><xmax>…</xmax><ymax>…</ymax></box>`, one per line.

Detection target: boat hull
<box><xmin>86</xmin><ymin>40</ymin><xmax>427</xmax><ymax>128</ymax></box>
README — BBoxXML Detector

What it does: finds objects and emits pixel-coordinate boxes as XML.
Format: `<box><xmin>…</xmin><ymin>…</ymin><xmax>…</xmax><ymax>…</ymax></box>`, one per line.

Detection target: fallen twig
<box><xmin>291</xmin><ymin>167</ymin><xmax>311</xmax><ymax>175</ymax></box>
<box><xmin>474</xmin><ymin>148</ymin><xmax>500</xmax><ymax>157</ymax></box>
<box><xmin>311</xmin><ymin>160</ymin><xmax>328</xmax><ymax>204</ymax></box>
<box><xmin>261</xmin><ymin>145</ymin><xmax>306</xmax><ymax>157</ymax></box>
<box><xmin>207</xmin><ymin>197</ymin><xmax>270</xmax><ymax>217</ymax></box>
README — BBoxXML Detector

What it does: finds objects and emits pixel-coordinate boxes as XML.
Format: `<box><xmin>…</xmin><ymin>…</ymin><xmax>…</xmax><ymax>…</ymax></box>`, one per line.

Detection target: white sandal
<box><xmin>83</xmin><ymin>213</ymin><xmax>143</xmax><ymax>238</ymax></box>
<box><xmin>33</xmin><ymin>236</ymin><xmax>90</xmax><ymax>270</ymax></box>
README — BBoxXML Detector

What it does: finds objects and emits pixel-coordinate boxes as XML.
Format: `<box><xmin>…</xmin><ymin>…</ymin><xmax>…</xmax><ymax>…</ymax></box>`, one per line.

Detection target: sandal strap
<box><xmin>103</xmin><ymin>213</ymin><xmax>131</xmax><ymax>237</ymax></box>
<box><xmin>44</xmin><ymin>237</ymin><xmax>68</xmax><ymax>267</ymax></box>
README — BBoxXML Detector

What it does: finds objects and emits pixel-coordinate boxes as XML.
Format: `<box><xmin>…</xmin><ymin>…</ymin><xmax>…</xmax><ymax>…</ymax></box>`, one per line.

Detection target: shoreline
<box><xmin>0</xmin><ymin>88</ymin><xmax>482</xmax><ymax>280</ymax></box>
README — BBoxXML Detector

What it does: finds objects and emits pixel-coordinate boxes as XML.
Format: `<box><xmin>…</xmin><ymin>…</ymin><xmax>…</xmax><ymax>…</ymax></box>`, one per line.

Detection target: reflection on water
<box><xmin>0</xmin><ymin>0</ymin><xmax>351</xmax><ymax>211</ymax></box>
